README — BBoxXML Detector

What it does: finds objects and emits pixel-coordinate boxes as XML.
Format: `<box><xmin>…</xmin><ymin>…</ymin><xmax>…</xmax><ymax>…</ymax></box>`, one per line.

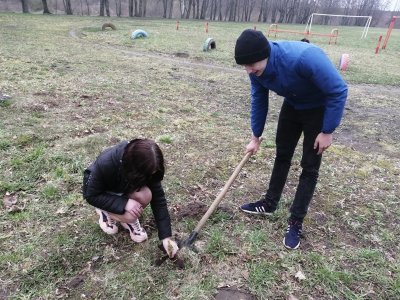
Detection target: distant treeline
<box><xmin>1</xmin><ymin>0</ymin><xmax>399</xmax><ymax>27</ymax></box>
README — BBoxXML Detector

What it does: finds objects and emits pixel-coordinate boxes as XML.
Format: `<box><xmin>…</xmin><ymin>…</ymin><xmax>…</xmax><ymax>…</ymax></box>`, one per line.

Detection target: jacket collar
<box><xmin>260</xmin><ymin>41</ymin><xmax>276</xmax><ymax>81</ymax></box>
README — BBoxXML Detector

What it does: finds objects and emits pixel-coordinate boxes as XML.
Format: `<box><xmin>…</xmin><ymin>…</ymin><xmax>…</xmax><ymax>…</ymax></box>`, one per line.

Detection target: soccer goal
<box><xmin>305</xmin><ymin>13</ymin><xmax>372</xmax><ymax>38</ymax></box>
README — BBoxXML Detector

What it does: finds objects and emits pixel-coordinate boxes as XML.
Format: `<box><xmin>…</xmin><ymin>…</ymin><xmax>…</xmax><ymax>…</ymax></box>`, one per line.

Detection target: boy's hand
<box><xmin>314</xmin><ymin>133</ymin><xmax>332</xmax><ymax>155</ymax></box>
<box><xmin>246</xmin><ymin>136</ymin><xmax>261</xmax><ymax>155</ymax></box>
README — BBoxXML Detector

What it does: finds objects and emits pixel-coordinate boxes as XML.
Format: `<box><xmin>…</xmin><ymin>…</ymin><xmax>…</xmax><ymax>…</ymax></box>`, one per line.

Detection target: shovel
<box><xmin>178</xmin><ymin>151</ymin><xmax>252</xmax><ymax>250</ymax></box>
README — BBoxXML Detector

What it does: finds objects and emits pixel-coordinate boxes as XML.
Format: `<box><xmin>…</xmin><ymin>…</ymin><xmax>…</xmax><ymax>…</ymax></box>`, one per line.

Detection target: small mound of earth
<box><xmin>173</xmin><ymin>201</ymin><xmax>208</xmax><ymax>220</ymax></box>
<box><xmin>174</xmin><ymin>52</ymin><xmax>190</xmax><ymax>58</ymax></box>
<box><xmin>215</xmin><ymin>287</ymin><xmax>257</xmax><ymax>300</ymax></box>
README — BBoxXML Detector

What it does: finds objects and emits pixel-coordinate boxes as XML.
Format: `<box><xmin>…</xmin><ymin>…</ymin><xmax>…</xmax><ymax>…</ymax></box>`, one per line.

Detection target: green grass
<box><xmin>0</xmin><ymin>12</ymin><xmax>399</xmax><ymax>300</ymax></box>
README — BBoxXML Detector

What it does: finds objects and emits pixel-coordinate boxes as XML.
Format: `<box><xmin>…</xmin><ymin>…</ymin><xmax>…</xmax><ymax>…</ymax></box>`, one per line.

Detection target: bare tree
<box><xmin>356</xmin><ymin>0</ymin><xmax>376</xmax><ymax>25</ymax></box>
<box><xmin>21</xmin><ymin>0</ymin><xmax>29</xmax><ymax>13</ymax></box>
<box><xmin>115</xmin><ymin>0</ymin><xmax>122</xmax><ymax>16</ymax></box>
<box><xmin>200</xmin><ymin>0</ymin><xmax>209</xmax><ymax>19</ymax></box>
<box><xmin>138</xmin><ymin>0</ymin><xmax>142</xmax><ymax>16</ymax></box>
<box><xmin>297</xmin><ymin>0</ymin><xmax>318</xmax><ymax>24</ymax></box>
<box><xmin>128</xmin><ymin>0</ymin><xmax>133</xmax><ymax>16</ymax></box>
<box><xmin>11</xmin><ymin>0</ymin><xmax>391</xmax><ymax>23</ymax></box>
<box><xmin>105</xmin><ymin>0</ymin><xmax>110</xmax><ymax>16</ymax></box>
<box><xmin>258</xmin><ymin>0</ymin><xmax>269</xmax><ymax>22</ymax></box>
<box><xmin>143</xmin><ymin>0</ymin><xmax>147</xmax><ymax>16</ymax></box>
<box><xmin>99</xmin><ymin>0</ymin><xmax>110</xmax><ymax>16</ymax></box>
<box><xmin>168</xmin><ymin>0</ymin><xmax>173</xmax><ymax>18</ymax></box>
<box><xmin>179</xmin><ymin>0</ymin><xmax>186</xmax><ymax>17</ymax></box>
<box><xmin>63</xmin><ymin>0</ymin><xmax>73</xmax><ymax>14</ymax></box>
<box><xmin>42</xmin><ymin>0</ymin><xmax>51</xmax><ymax>13</ymax></box>
<box><xmin>185</xmin><ymin>0</ymin><xmax>193</xmax><ymax>18</ymax></box>
<box><xmin>85</xmin><ymin>0</ymin><xmax>90</xmax><ymax>15</ymax></box>
<box><xmin>100</xmin><ymin>0</ymin><xmax>104</xmax><ymax>15</ymax></box>
<box><xmin>162</xmin><ymin>0</ymin><xmax>173</xmax><ymax>18</ymax></box>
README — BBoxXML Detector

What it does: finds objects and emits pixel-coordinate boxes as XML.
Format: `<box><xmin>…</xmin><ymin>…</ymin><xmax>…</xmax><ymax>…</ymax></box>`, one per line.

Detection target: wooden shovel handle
<box><xmin>193</xmin><ymin>152</ymin><xmax>252</xmax><ymax>233</ymax></box>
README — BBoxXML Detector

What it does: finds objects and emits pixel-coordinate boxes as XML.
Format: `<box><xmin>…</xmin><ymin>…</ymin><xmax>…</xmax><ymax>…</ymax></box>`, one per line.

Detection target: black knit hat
<box><xmin>235</xmin><ymin>29</ymin><xmax>271</xmax><ymax>65</ymax></box>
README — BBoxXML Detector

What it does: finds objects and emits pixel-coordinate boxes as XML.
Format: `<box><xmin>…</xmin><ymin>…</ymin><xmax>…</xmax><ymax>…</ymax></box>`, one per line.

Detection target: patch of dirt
<box><xmin>172</xmin><ymin>200</ymin><xmax>235</xmax><ymax>221</ymax></box>
<box><xmin>173</xmin><ymin>200</ymin><xmax>208</xmax><ymax>220</ymax></box>
<box><xmin>0</xmin><ymin>288</ymin><xmax>10</xmax><ymax>299</ymax></box>
<box><xmin>174</xmin><ymin>52</ymin><xmax>190</xmax><ymax>58</ymax></box>
<box><xmin>215</xmin><ymin>287</ymin><xmax>257</xmax><ymax>300</ymax></box>
<box><xmin>335</xmin><ymin>84</ymin><xmax>400</xmax><ymax>159</ymax></box>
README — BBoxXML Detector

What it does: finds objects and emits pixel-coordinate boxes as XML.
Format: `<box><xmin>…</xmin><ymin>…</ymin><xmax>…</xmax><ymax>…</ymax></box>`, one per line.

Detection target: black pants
<box><xmin>265</xmin><ymin>102</ymin><xmax>325</xmax><ymax>221</ymax></box>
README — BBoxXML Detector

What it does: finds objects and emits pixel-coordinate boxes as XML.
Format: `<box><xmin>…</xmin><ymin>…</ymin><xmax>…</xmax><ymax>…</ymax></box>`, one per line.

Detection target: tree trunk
<box><xmin>162</xmin><ymin>0</ymin><xmax>168</xmax><ymax>17</ymax></box>
<box><xmin>258</xmin><ymin>0</ymin><xmax>264</xmax><ymax>22</ymax></box>
<box><xmin>209</xmin><ymin>0</ymin><xmax>214</xmax><ymax>19</ymax></box>
<box><xmin>85</xmin><ymin>0</ymin><xmax>90</xmax><ymax>15</ymax></box>
<box><xmin>233</xmin><ymin>0</ymin><xmax>238</xmax><ymax>21</ymax></box>
<box><xmin>168</xmin><ymin>0</ymin><xmax>174</xmax><ymax>18</ymax></box>
<box><xmin>196</xmin><ymin>0</ymin><xmax>200</xmax><ymax>19</ymax></box>
<box><xmin>218</xmin><ymin>0</ymin><xmax>222</xmax><ymax>20</ymax></box>
<box><xmin>138</xmin><ymin>0</ymin><xmax>142</xmax><ymax>16</ymax></box>
<box><xmin>105</xmin><ymin>0</ymin><xmax>110</xmax><ymax>16</ymax></box>
<box><xmin>42</xmin><ymin>0</ymin><xmax>51</xmax><ymax>13</ymax></box>
<box><xmin>143</xmin><ymin>0</ymin><xmax>147</xmax><ymax>16</ymax></box>
<box><xmin>180</xmin><ymin>0</ymin><xmax>185</xmax><ymax>18</ymax></box>
<box><xmin>185</xmin><ymin>0</ymin><xmax>192</xmax><ymax>18</ymax></box>
<box><xmin>21</xmin><ymin>0</ymin><xmax>29</xmax><ymax>13</ymax></box>
<box><xmin>63</xmin><ymin>0</ymin><xmax>73</xmax><ymax>14</ymax></box>
<box><xmin>129</xmin><ymin>0</ymin><xmax>133</xmax><ymax>16</ymax></box>
<box><xmin>135</xmin><ymin>0</ymin><xmax>139</xmax><ymax>16</ymax></box>
<box><xmin>115</xmin><ymin>0</ymin><xmax>121</xmax><ymax>16</ymax></box>
<box><xmin>100</xmin><ymin>0</ymin><xmax>104</xmax><ymax>16</ymax></box>
<box><xmin>200</xmin><ymin>0</ymin><xmax>208</xmax><ymax>19</ymax></box>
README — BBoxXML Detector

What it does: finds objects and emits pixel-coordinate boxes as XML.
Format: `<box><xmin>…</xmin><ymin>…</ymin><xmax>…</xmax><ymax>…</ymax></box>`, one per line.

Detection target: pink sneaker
<box><xmin>121</xmin><ymin>219</ymin><xmax>148</xmax><ymax>243</ymax></box>
<box><xmin>95</xmin><ymin>208</ymin><xmax>118</xmax><ymax>235</ymax></box>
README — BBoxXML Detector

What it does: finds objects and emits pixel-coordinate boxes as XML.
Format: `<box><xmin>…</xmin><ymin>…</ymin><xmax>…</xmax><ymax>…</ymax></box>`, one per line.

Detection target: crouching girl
<box><xmin>83</xmin><ymin>138</ymin><xmax>178</xmax><ymax>258</ymax></box>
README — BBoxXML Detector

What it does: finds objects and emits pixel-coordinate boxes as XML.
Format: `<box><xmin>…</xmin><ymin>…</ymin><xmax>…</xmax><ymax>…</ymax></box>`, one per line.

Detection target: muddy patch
<box><xmin>335</xmin><ymin>84</ymin><xmax>400</xmax><ymax>159</ymax></box>
<box><xmin>215</xmin><ymin>287</ymin><xmax>257</xmax><ymax>300</ymax></box>
<box><xmin>174</xmin><ymin>52</ymin><xmax>190</xmax><ymax>58</ymax></box>
<box><xmin>172</xmin><ymin>200</ymin><xmax>235</xmax><ymax>221</ymax></box>
<box><xmin>173</xmin><ymin>200</ymin><xmax>208</xmax><ymax>220</ymax></box>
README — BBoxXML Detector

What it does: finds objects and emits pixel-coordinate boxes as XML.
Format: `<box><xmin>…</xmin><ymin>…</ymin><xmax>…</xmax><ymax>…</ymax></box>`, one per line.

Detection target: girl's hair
<box><xmin>122</xmin><ymin>139</ymin><xmax>165</xmax><ymax>190</ymax></box>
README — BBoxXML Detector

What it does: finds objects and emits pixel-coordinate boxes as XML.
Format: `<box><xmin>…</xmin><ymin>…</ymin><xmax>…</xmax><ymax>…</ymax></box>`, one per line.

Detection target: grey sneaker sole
<box><xmin>239</xmin><ymin>207</ymin><xmax>274</xmax><ymax>215</ymax></box>
<box><xmin>283</xmin><ymin>237</ymin><xmax>300</xmax><ymax>250</ymax></box>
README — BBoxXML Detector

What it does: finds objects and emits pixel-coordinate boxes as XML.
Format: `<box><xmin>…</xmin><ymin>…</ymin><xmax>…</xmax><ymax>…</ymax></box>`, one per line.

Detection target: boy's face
<box><xmin>243</xmin><ymin>59</ymin><xmax>268</xmax><ymax>76</ymax></box>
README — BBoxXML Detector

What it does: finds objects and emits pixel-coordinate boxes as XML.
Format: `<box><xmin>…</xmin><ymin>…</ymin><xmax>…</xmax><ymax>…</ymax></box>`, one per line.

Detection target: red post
<box><xmin>205</xmin><ymin>22</ymin><xmax>209</xmax><ymax>33</ymax></box>
<box><xmin>382</xmin><ymin>17</ymin><xmax>396</xmax><ymax>50</ymax></box>
<box><xmin>176</xmin><ymin>20</ymin><xmax>180</xmax><ymax>30</ymax></box>
<box><xmin>375</xmin><ymin>35</ymin><xmax>383</xmax><ymax>54</ymax></box>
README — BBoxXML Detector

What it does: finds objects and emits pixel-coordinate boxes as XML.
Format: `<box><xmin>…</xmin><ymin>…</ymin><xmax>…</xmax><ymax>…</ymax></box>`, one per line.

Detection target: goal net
<box><xmin>305</xmin><ymin>13</ymin><xmax>372</xmax><ymax>38</ymax></box>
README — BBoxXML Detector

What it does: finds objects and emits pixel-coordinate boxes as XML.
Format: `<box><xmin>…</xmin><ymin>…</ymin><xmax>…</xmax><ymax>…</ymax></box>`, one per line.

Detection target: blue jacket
<box><xmin>249</xmin><ymin>41</ymin><xmax>348</xmax><ymax>137</ymax></box>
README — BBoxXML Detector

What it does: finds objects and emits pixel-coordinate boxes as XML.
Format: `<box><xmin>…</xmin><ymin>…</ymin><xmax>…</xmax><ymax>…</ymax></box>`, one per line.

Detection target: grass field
<box><xmin>0</xmin><ymin>13</ymin><xmax>399</xmax><ymax>299</ymax></box>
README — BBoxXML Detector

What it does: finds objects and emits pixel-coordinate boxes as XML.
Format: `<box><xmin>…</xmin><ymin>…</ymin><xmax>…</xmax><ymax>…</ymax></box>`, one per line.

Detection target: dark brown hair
<box><xmin>122</xmin><ymin>139</ymin><xmax>165</xmax><ymax>190</ymax></box>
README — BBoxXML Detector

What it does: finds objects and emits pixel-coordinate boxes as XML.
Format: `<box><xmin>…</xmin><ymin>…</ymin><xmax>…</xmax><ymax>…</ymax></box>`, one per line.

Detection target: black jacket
<box><xmin>83</xmin><ymin>141</ymin><xmax>172</xmax><ymax>240</ymax></box>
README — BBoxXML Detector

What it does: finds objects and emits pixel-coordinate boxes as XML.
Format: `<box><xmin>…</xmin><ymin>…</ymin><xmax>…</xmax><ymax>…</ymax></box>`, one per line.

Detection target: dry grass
<box><xmin>0</xmin><ymin>13</ymin><xmax>399</xmax><ymax>299</ymax></box>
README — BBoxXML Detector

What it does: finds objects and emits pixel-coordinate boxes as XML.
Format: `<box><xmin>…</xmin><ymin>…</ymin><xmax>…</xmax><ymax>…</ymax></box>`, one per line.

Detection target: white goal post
<box><xmin>305</xmin><ymin>13</ymin><xmax>372</xmax><ymax>38</ymax></box>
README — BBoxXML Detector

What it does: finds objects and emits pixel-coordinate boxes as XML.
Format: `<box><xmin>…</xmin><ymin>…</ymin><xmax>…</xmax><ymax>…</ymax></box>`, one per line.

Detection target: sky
<box><xmin>389</xmin><ymin>0</ymin><xmax>400</xmax><ymax>11</ymax></box>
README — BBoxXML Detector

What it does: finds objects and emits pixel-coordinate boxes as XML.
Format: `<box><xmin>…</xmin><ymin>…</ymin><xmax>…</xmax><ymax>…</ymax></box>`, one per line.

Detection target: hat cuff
<box><xmin>235</xmin><ymin>50</ymin><xmax>268</xmax><ymax>65</ymax></box>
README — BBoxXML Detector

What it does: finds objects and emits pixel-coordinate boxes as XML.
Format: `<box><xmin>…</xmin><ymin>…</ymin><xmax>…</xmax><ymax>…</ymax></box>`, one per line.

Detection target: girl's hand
<box><xmin>162</xmin><ymin>237</ymin><xmax>179</xmax><ymax>258</ymax></box>
<box><xmin>125</xmin><ymin>198</ymin><xmax>143</xmax><ymax>219</ymax></box>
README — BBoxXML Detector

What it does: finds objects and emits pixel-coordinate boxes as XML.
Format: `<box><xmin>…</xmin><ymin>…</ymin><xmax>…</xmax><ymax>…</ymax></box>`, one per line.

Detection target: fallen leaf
<box><xmin>3</xmin><ymin>192</ymin><xmax>17</xmax><ymax>208</ymax></box>
<box><xmin>56</xmin><ymin>207</ymin><xmax>67</xmax><ymax>214</ymax></box>
<box><xmin>7</xmin><ymin>206</ymin><xmax>22</xmax><ymax>213</ymax></box>
<box><xmin>287</xmin><ymin>294</ymin><xmax>299</xmax><ymax>300</ymax></box>
<box><xmin>294</xmin><ymin>270</ymin><xmax>306</xmax><ymax>281</ymax></box>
